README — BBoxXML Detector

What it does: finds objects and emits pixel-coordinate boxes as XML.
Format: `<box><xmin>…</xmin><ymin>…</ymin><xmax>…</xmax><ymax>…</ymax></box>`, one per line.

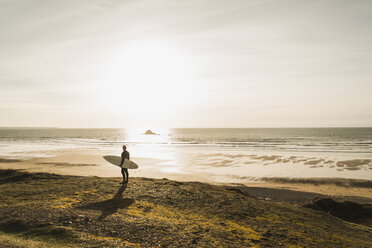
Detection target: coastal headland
<box><xmin>0</xmin><ymin>169</ymin><xmax>371</xmax><ymax>247</ymax></box>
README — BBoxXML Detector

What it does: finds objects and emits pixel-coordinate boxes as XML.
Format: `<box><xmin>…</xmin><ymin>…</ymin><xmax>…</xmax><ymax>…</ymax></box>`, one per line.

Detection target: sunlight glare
<box><xmin>100</xmin><ymin>40</ymin><xmax>196</xmax><ymax>120</ymax></box>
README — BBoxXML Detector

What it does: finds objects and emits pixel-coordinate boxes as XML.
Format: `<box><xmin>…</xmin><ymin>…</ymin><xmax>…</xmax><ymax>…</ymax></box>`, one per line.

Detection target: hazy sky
<box><xmin>1</xmin><ymin>0</ymin><xmax>372</xmax><ymax>128</ymax></box>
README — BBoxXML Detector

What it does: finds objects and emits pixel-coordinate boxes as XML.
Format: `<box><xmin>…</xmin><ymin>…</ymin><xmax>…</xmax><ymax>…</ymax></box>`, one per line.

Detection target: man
<box><xmin>120</xmin><ymin>145</ymin><xmax>130</xmax><ymax>184</ymax></box>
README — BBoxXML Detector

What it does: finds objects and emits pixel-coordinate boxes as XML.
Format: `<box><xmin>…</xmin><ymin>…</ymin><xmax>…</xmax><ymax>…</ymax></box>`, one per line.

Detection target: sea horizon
<box><xmin>1</xmin><ymin>126</ymin><xmax>372</xmax><ymax>129</ymax></box>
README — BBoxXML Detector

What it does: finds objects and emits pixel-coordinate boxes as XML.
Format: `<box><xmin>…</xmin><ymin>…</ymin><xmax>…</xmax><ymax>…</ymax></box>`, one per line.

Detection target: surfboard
<box><xmin>103</xmin><ymin>155</ymin><xmax>139</xmax><ymax>169</ymax></box>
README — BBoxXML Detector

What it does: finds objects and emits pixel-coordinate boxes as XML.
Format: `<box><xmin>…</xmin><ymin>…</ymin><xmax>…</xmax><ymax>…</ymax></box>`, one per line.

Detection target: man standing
<box><xmin>120</xmin><ymin>145</ymin><xmax>130</xmax><ymax>184</ymax></box>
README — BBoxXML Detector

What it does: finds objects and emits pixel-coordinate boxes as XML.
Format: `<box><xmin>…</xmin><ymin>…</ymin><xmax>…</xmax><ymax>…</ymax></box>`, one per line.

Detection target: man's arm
<box><xmin>124</xmin><ymin>150</ymin><xmax>130</xmax><ymax>160</ymax></box>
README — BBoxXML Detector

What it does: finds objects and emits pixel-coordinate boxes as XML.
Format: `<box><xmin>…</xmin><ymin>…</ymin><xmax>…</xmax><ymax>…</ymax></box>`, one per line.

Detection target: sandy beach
<box><xmin>1</xmin><ymin>150</ymin><xmax>371</xmax><ymax>202</ymax></box>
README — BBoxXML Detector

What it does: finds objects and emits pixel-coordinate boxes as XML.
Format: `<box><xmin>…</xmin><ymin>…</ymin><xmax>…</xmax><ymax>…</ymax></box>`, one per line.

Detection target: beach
<box><xmin>1</xmin><ymin>128</ymin><xmax>371</xmax><ymax>183</ymax></box>
<box><xmin>0</xmin><ymin>150</ymin><xmax>371</xmax><ymax>202</ymax></box>
<box><xmin>0</xmin><ymin>128</ymin><xmax>371</xmax><ymax>204</ymax></box>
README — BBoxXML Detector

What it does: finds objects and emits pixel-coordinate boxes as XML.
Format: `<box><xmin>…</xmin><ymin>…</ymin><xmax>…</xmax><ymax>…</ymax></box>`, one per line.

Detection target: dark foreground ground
<box><xmin>0</xmin><ymin>169</ymin><xmax>371</xmax><ymax>248</ymax></box>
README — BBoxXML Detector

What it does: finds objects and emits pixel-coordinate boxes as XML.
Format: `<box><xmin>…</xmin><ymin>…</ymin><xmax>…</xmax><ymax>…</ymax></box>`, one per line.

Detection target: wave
<box><xmin>0</xmin><ymin>128</ymin><xmax>372</xmax><ymax>158</ymax></box>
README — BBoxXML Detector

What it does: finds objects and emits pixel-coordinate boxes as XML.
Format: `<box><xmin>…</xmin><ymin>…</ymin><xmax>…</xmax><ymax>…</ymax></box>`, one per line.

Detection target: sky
<box><xmin>1</xmin><ymin>0</ymin><xmax>372</xmax><ymax>128</ymax></box>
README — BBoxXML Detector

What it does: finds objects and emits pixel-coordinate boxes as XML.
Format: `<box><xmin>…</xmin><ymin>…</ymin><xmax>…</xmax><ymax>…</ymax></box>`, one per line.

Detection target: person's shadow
<box><xmin>78</xmin><ymin>182</ymin><xmax>134</xmax><ymax>220</ymax></box>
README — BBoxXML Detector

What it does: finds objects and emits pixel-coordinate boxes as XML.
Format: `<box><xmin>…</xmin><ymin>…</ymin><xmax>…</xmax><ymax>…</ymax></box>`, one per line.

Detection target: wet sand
<box><xmin>0</xmin><ymin>152</ymin><xmax>371</xmax><ymax>203</ymax></box>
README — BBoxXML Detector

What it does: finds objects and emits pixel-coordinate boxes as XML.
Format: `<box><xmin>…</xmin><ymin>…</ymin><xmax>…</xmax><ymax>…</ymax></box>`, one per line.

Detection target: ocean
<box><xmin>0</xmin><ymin>128</ymin><xmax>371</xmax><ymax>181</ymax></box>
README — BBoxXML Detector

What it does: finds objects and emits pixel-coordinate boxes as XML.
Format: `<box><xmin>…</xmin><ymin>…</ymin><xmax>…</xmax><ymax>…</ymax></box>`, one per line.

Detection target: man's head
<box><xmin>122</xmin><ymin>145</ymin><xmax>127</xmax><ymax>150</ymax></box>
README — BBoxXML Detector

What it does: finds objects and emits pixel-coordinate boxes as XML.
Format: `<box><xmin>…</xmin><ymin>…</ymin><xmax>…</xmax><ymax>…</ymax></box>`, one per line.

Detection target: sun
<box><xmin>98</xmin><ymin>40</ymin><xmax>196</xmax><ymax>123</ymax></box>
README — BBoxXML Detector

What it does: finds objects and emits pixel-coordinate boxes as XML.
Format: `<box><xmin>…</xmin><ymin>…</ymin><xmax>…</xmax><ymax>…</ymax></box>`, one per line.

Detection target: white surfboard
<box><xmin>103</xmin><ymin>155</ymin><xmax>139</xmax><ymax>169</ymax></box>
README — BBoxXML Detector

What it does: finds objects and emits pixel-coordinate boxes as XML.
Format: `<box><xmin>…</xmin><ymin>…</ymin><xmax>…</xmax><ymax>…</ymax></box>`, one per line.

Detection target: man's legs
<box><xmin>124</xmin><ymin>168</ymin><xmax>129</xmax><ymax>183</ymax></box>
<box><xmin>121</xmin><ymin>168</ymin><xmax>128</xmax><ymax>183</ymax></box>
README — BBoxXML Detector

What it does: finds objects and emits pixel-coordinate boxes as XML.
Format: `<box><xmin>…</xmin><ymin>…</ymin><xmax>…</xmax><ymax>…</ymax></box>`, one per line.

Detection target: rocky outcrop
<box><xmin>302</xmin><ymin>197</ymin><xmax>372</xmax><ymax>226</ymax></box>
<box><xmin>143</xmin><ymin>130</ymin><xmax>157</xmax><ymax>135</ymax></box>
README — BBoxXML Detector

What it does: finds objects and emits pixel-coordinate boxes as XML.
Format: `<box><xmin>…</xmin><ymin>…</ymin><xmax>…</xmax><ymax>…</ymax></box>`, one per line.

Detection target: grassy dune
<box><xmin>0</xmin><ymin>169</ymin><xmax>371</xmax><ymax>247</ymax></box>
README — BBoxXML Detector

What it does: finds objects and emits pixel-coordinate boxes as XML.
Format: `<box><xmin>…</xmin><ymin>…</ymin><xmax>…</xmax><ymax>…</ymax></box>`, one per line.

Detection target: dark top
<box><xmin>120</xmin><ymin>150</ymin><xmax>130</xmax><ymax>166</ymax></box>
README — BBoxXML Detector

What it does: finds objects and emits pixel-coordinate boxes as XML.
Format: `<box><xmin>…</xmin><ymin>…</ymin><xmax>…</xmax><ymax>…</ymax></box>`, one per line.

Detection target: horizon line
<box><xmin>1</xmin><ymin>126</ymin><xmax>372</xmax><ymax>129</ymax></box>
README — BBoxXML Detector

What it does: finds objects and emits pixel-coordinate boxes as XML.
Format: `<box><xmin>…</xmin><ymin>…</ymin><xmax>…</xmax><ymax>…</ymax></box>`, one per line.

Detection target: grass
<box><xmin>0</xmin><ymin>169</ymin><xmax>371</xmax><ymax>247</ymax></box>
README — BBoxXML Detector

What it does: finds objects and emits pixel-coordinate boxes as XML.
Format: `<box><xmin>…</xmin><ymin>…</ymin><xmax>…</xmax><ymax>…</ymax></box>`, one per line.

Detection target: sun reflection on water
<box><xmin>121</xmin><ymin>128</ymin><xmax>179</xmax><ymax>166</ymax></box>
<box><xmin>124</xmin><ymin>128</ymin><xmax>172</xmax><ymax>144</ymax></box>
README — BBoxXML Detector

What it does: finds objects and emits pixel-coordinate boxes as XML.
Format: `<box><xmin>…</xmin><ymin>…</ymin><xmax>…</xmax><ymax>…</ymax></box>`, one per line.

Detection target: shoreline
<box><xmin>1</xmin><ymin>149</ymin><xmax>371</xmax><ymax>204</ymax></box>
<box><xmin>1</xmin><ymin>149</ymin><xmax>371</xmax><ymax>178</ymax></box>
<box><xmin>1</xmin><ymin>150</ymin><xmax>372</xmax><ymax>202</ymax></box>
<box><xmin>0</xmin><ymin>156</ymin><xmax>371</xmax><ymax>203</ymax></box>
